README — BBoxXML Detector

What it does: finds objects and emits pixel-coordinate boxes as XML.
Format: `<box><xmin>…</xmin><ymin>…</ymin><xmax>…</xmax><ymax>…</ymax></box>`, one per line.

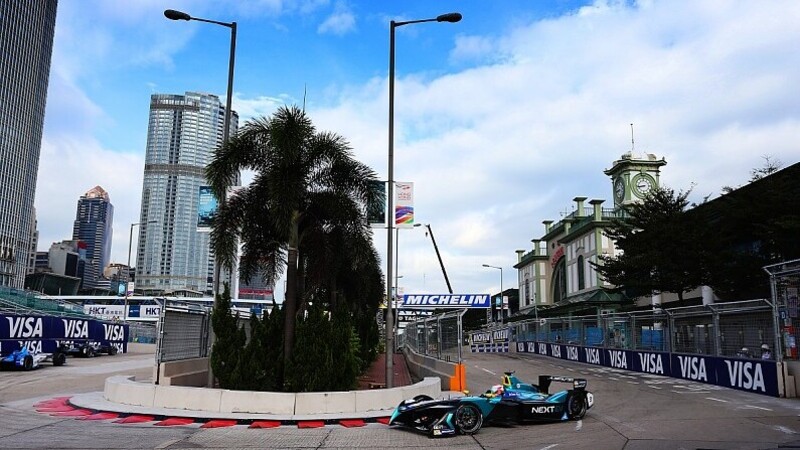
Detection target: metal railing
<box><xmin>509</xmin><ymin>298</ymin><xmax>780</xmax><ymax>361</ymax></box>
<box><xmin>401</xmin><ymin>310</ymin><xmax>466</xmax><ymax>363</ymax></box>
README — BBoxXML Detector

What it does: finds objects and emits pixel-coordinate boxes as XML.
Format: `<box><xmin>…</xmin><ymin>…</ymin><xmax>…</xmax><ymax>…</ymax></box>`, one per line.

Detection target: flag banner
<box><xmin>367</xmin><ymin>181</ymin><xmax>387</xmax><ymax>227</ymax></box>
<box><xmin>395</xmin><ymin>182</ymin><xmax>414</xmax><ymax>228</ymax></box>
<box><xmin>197</xmin><ymin>186</ymin><xmax>218</xmax><ymax>231</ymax></box>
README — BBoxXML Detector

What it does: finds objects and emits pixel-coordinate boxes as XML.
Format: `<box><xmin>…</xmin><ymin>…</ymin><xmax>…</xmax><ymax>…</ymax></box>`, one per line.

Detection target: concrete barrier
<box><xmin>104</xmin><ymin>375</ymin><xmax>441</xmax><ymax>415</ymax></box>
<box><xmin>403</xmin><ymin>348</ymin><xmax>466</xmax><ymax>391</ymax></box>
<box><xmin>155</xmin><ymin>357</ymin><xmax>209</xmax><ymax>387</ymax></box>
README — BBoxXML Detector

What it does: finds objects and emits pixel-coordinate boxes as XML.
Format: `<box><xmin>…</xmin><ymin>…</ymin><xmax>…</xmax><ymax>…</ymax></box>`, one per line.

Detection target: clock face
<box><xmin>632</xmin><ymin>173</ymin><xmax>655</xmax><ymax>198</ymax></box>
<box><xmin>614</xmin><ymin>178</ymin><xmax>625</xmax><ymax>203</ymax></box>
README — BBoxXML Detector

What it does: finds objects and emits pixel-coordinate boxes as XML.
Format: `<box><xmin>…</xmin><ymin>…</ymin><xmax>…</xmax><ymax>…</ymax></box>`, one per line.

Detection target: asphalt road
<box><xmin>1</xmin><ymin>347</ymin><xmax>800</xmax><ymax>449</ymax></box>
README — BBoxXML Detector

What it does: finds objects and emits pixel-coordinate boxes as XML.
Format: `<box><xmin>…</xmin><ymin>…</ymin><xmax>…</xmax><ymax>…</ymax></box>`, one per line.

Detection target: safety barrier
<box><xmin>0</xmin><ymin>312</ymin><xmax>128</xmax><ymax>356</ymax></box>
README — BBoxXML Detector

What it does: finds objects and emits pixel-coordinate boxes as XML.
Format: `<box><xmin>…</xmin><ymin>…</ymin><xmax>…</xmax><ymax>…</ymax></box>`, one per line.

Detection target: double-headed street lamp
<box><xmin>164</xmin><ymin>9</ymin><xmax>237</xmax><ymax>299</ymax></box>
<box><xmin>386</xmin><ymin>12</ymin><xmax>461</xmax><ymax>388</ymax></box>
<box><xmin>482</xmin><ymin>264</ymin><xmax>503</xmax><ymax>325</ymax></box>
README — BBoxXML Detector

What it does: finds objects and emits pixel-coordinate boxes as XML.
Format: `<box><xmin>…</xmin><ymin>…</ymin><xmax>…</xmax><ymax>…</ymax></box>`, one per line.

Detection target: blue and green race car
<box><xmin>389</xmin><ymin>372</ymin><xmax>594</xmax><ymax>437</ymax></box>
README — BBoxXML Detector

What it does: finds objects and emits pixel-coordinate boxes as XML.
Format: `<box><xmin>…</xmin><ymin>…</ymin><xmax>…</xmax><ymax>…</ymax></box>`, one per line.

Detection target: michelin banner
<box><xmin>515</xmin><ymin>340</ymin><xmax>779</xmax><ymax>397</ymax></box>
<box><xmin>401</xmin><ymin>294</ymin><xmax>491</xmax><ymax>309</ymax></box>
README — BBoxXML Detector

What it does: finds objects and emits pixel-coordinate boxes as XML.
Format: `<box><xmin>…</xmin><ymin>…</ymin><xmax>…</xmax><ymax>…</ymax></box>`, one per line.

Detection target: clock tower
<box><xmin>604</xmin><ymin>152</ymin><xmax>667</xmax><ymax>208</ymax></box>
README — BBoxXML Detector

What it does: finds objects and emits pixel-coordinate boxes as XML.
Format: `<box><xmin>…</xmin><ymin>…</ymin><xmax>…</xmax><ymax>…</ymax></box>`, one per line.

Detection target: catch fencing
<box><xmin>155</xmin><ymin>305</ymin><xmax>211</xmax><ymax>363</ymax></box>
<box><xmin>127</xmin><ymin>321</ymin><xmax>158</xmax><ymax>344</ymax></box>
<box><xmin>765</xmin><ymin>258</ymin><xmax>800</xmax><ymax>361</ymax></box>
<box><xmin>402</xmin><ymin>310</ymin><xmax>466</xmax><ymax>363</ymax></box>
<box><xmin>510</xmin><ymin>299</ymin><xmax>779</xmax><ymax>360</ymax></box>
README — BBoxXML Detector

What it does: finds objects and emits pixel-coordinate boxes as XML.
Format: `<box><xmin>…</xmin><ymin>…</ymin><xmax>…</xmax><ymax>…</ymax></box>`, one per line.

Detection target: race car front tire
<box><xmin>23</xmin><ymin>355</ymin><xmax>33</xmax><ymax>371</ymax></box>
<box><xmin>567</xmin><ymin>394</ymin><xmax>588</xmax><ymax>420</ymax></box>
<box><xmin>453</xmin><ymin>404</ymin><xmax>483</xmax><ymax>435</ymax></box>
<box><xmin>108</xmin><ymin>346</ymin><xmax>118</xmax><ymax>356</ymax></box>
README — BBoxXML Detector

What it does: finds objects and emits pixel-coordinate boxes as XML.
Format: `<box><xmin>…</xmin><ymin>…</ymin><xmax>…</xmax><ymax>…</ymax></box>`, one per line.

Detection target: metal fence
<box><xmin>401</xmin><ymin>310</ymin><xmax>466</xmax><ymax>363</ymax></box>
<box><xmin>766</xmin><ymin>258</ymin><xmax>800</xmax><ymax>361</ymax></box>
<box><xmin>127</xmin><ymin>321</ymin><xmax>158</xmax><ymax>344</ymax></box>
<box><xmin>510</xmin><ymin>298</ymin><xmax>780</xmax><ymax>361</ymax></box>
<box><xmin>155</xmin><ymin>306</ymin><xmax>211</xmax><ymax>362</ymax></box>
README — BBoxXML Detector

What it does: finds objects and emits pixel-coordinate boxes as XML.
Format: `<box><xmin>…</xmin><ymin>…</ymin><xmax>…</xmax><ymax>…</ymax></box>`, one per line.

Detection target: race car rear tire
<box><xmin>86</xmin><ymin>347</ymin><xmax>95</xmax><ymax>358</ymax></box>
<box><xmin>109</xmin><ymin>346</ymin><xmax>118</xmax><ymax>356</ymax></box>
<box><xmin>453</xmin><ymin>404</ymin><xmax>483</xmax><ymax>435</ymax></box>
<box><xmin>53</xmin><ymin>352</ymin><xmax>66</xmax><ymax>366</ymax></box>
<box><xmin>567</xmin><ymin>394</ymin><xmax>588</xmax><ymax>420</ymax></box>
<box><xmin>23</xmin><ymin>355</ymin><xmax>33</xmax><ymax>371</ymax></box>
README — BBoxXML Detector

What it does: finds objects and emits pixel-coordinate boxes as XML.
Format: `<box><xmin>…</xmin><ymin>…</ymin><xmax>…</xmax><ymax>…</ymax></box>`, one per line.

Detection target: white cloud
<box><xmin>317</xmin><ymin>3</ymin><xmax>356</xmax><ymax>36</ymax></box>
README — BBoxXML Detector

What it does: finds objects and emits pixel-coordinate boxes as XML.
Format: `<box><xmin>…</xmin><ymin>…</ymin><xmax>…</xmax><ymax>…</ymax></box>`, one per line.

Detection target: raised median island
<box><xmin>104</xmin><ymin>375</ymin><xmax>441</xmax><ymax>416</ymax></box>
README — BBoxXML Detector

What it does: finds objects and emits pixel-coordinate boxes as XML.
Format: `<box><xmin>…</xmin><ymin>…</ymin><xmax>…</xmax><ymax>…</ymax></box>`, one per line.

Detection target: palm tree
<box><xmin>206</xmin><ymin>105</ymin><xmax>384</xmax><ymax>369</ymax></box>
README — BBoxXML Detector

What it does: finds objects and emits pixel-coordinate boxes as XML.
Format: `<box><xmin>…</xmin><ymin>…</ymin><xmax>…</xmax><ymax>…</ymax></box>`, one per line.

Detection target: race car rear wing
<box><xmin>538</xmin><ymin>375</ymin><xmax>587</xmax><ymax>394</ymax></box>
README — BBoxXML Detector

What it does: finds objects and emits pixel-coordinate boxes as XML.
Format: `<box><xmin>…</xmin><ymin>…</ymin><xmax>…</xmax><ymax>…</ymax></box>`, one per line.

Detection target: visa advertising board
<box><xmin>515</xmin><ymin>341</ymin><xmax>780</xmax><ymax>397</ymax></box>
<box><xmin>0</xmin><ymin>314</ymin><xmax>129</xmax><ymax>356</ymax></box>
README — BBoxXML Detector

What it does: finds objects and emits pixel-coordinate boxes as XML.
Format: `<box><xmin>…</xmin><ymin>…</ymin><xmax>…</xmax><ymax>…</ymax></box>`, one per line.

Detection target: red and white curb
<box><xmin>34</xmin><ymin>397</ymin><xmax>391</xmax><ymax>429</ymax></box>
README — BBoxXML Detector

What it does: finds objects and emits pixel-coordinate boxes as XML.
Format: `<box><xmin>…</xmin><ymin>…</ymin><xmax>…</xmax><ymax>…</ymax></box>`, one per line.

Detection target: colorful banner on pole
<box><xmin>395</xmin><ymin>182</ymin><xmax>414</xmax><ymax>228</ymax></box>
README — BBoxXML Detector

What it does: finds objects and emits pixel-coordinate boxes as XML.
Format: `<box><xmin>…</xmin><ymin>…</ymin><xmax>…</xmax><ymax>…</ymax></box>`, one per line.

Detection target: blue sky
<box><xmin>37</xmin><ymin>0</ymin><xmax>800</xmax><ymax>300</ymax></box>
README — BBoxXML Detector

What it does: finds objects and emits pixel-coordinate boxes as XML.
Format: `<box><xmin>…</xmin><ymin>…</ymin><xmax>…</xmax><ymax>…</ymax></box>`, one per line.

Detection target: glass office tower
<box><xmin>136</xmin><ymin>92</ymin><xmax>238</xmax><ymax>295</ymax></box>
<box><xmin>0</xmin><ymin>0</ymin><xmax>58</xmax><ymax>288</ymax></box>
<box><xmin>72</xmin><ymin>186</ymin><xmax>114</xmax><ymax>290</ymax></box>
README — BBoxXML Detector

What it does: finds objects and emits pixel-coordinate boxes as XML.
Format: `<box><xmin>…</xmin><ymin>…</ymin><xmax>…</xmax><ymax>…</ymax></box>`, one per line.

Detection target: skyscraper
<box><xmin>72</xmin><ymin>186</ymin><xmax>114</xmax><ymax>290</ymax></box>
<box><xmin>136</xmin><ymin>92</ymin><xmax>238</xmax><ymax>295</ymax></box>
<box><xmin>0</xmin><ymin>0</ymin><xmax>58</xmax><ymax>288</ymax></box>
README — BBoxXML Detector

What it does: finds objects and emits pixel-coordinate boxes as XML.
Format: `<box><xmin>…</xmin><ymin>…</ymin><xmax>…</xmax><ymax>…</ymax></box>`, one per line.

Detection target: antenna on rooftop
<box><xmin>630</xmin><ymin>123</ymin><xmax>635</xmax><ymax>152</ymax></box>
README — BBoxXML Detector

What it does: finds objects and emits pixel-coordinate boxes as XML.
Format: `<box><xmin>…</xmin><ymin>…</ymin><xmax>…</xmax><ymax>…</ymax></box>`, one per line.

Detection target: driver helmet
<box><xmin>490</xmin><ymin>384</ymin><xmax>504</xmax><ymax>397</ymax></box>
<box><xmin>761</xmin><ymin>344</ymin><xmax>770</xmax><ymax>351</ymax></box>
<box><xmin>740</xmin><ymin>347</ymin><xmax>749</xmax><ymax>353</ymax></box>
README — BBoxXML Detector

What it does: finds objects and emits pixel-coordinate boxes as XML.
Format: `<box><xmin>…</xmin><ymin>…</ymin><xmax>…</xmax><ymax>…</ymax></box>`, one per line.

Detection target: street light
<box><xmin>164</xmin><ymin>8</ymin><xmax>237</xmax><ymax>299</ymax></box>
<box><xmin>482</xmin><ymin>264</ymin><xmax>503</xmax><ymax>325</ymax></box>
<box><xmin>386</xmin><ymin>11</ymin><xmax>461</xmax><ymax>389</ymax></box>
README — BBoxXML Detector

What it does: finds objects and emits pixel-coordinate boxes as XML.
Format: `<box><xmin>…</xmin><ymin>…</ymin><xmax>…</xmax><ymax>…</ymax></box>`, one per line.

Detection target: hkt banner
<box><xmin>401</xmin><ymin>294</ymin><xmax>491</xmax><ymax>309</ymax></box>
<box><xmin>395</xmin><ymin>182</ymin><xmax>414</xmax><ymax>228</ymax></box>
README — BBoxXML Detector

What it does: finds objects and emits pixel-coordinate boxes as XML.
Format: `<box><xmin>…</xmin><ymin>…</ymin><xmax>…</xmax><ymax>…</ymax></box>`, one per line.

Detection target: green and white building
<box><xmin>514</xmin><ymin>152</ymin><xmax>667</xmax><ymax>317</ymax></box>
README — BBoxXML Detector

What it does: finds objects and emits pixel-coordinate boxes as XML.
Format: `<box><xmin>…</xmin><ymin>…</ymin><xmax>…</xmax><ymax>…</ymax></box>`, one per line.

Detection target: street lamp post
<box><xmin>386</xmin><ymin>12</ymin><xmax>461</xmax><ymax>389</ymax></box>
<box><xmin>164</xmin><ymin>9</ymin><xmax>237</xmax><ymax>299</ymax></box>
<box><xmin>482</xmin><ymin>264</ymin><xmax>503</xmax><ymax>325</ymax></box>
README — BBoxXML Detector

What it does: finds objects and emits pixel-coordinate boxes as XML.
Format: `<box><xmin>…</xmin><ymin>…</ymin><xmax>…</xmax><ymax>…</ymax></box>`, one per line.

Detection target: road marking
<box><xmin>575</xmin><ymin>420</ymin><xmax>583</xmax><ymax>431</ymax></box>
<box><xmin>626</xmin><ymin>381</ymin><xmax>639</xmax><ymax>385</ymax></box>
<box><xmin>671</xmin><ymin>390</ymin><xmax>711</xmax><ymax>394</ymax></box>
<box><xmin>705</xmin><ymin>397</ymin><xmax>729</xmax><ymax>403</ymax></box>
<box><xmin>481</xmin><ymin>367</ymin><xmax>496</xmax><ymax>375</ymax></box>
<box><xmin>743</xmin><ymin>405</ymin><xmax>772</xmax><ymax>411</ymax></box>
<box><xmin>608</xmin><ymin>377</ymin><xmax>620</xmax><ymax>381</ymax></box>
<box><xmin>775</xmin><ymin>425</ymin><xmax>797</xmax><ymax>434</ymax></box>
<box><xmin>540</xmin><ymin>445</ymin><xmax>559</xmax><ymax>450</ymax></box>
<box><xmin>649</xmin><ymin>386</ymin><xmax>662</xmax><ymax>390</ymax></box>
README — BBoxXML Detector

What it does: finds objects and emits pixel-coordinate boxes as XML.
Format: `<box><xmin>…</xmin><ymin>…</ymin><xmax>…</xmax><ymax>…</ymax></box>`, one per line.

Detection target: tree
<box><xmin>209</xmin><ymin>283</ymin><xmax>245</xmax><ymax>389</ymax></box>
<box><xmin>595</xmin><ymin>187</ymin><xmax>710</xmax><ymax>303</ymax></box>
<box><xmin>206</xmin><ymin>105</ymin><xmax>384</xmax><ymax>374</ymax></box>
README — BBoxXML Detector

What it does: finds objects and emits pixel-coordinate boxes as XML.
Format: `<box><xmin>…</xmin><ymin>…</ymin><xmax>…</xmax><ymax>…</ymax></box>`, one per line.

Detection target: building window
<box><xmin>552</xmin><ymin>258</ymin><xmax>567</xmax><ymax>304</ymax></box>
<box><xmin>577</xmin><ymin>255</ymin><xmax>585</xmax><ymax>290</ymax></box>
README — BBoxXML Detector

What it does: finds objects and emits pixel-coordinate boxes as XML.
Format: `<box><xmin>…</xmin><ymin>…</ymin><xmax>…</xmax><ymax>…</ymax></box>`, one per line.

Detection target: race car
<box><xmin>66</xmin><ymin>340</ymin><xmax>118</xmax><ymax>357</ymax></box>
<box><xmin>389</xmin><ymin>372</ymin><xmax>593</xmax><ymax>437</ymax></box>
<box><xmin>0</xmin><ymin>347</ymin><xmax>67</xmax><ymax>371</ymax></box>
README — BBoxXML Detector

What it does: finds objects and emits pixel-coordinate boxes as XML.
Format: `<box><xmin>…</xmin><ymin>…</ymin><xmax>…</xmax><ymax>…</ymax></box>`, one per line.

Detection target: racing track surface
<box><xmin>1</xmin><ymin>348</ymin><xmax>800</xmax><ymax>449</ymax></box>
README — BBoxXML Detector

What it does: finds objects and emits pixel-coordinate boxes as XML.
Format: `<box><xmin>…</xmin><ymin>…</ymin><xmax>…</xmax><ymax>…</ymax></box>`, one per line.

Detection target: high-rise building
<box><xmin>72</xmin><ymin>186</ymin><xmax>114</xmax><ymax>290</ymax></box>
<box><xmin>0</xmin><ymin>0</ymin><xmax>58</xmax><ymax>288</ymax></box>
<box><xmin>136</xmin><ymin>92</ymin><xmax>238</xmax><ymax>295</ymax></box>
